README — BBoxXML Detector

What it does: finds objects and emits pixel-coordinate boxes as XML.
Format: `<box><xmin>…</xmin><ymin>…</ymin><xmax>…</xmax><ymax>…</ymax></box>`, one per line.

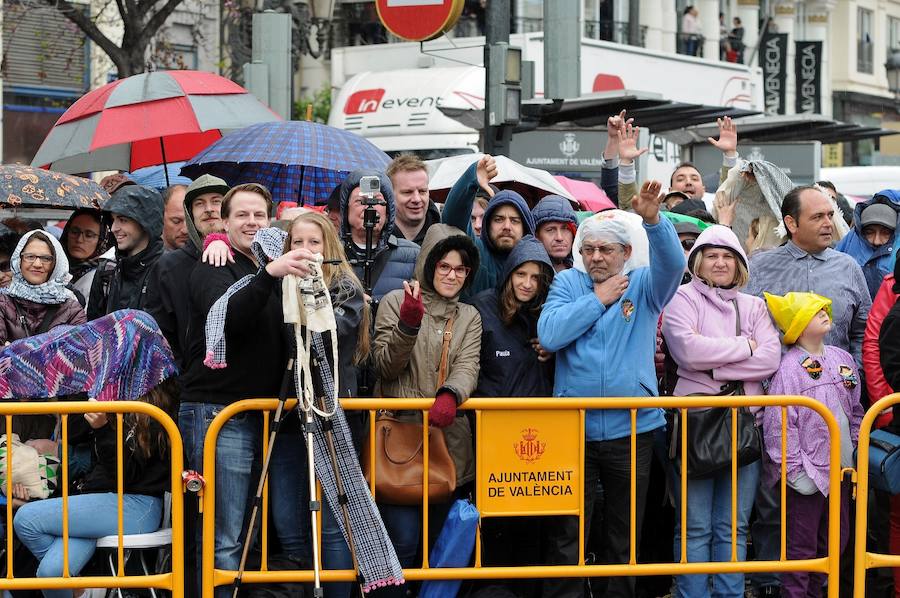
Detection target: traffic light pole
<box><xmin>484</xmin><ymin>0</ymin><xmax>512</xmax><ymax>156</ymax></box>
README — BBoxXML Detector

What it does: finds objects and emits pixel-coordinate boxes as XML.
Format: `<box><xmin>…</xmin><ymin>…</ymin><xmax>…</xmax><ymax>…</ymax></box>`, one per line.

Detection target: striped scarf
<box><xmin>284</xmin><ymin>269</ymin><xmax>404</xmax><ymax>592</ymax></box>
<box><xmin>203</xmin><ymin>228</ymin><xmax>287</xmax><ymax>369</ymax></box>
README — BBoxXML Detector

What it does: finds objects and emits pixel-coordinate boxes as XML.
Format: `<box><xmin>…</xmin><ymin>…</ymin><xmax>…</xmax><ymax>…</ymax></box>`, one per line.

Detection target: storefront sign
<box><xmin>762</xmin><ymin>33</ymin><xmax>788</xmax><ymax>115</ymax></box>
<box><xmin>795</xmin><ymin>41</ymin><xmax>823</xmax><ymax>114</ymax></box>
<box><xmin>478</xmin><ymin>409</ymin><xmax>581</xmax><ymax>517</ymax></box>
<box><xmin>509</xmin><ymin>129</ymin><xmax>608</xmax><ymax>174</ymax></box>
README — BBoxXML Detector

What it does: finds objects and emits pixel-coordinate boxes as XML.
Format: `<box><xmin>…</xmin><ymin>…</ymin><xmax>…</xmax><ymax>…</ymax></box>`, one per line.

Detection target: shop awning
<box><xmin>438</xmin><ymin>89</ymin><xmax>759</xmax><ymax>133</ymax></box>
<box><xmin>664</xmin><ymin>113</ymin><xmax>899</xmax><ymax>145</ymax></box>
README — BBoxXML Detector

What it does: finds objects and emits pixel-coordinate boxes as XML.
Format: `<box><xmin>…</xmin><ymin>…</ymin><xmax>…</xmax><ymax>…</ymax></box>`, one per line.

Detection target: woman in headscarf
<box><xmin>59</xmin><ymin>209</ymin><xmax>112</xmax><ymax>305</ymax></box>
<box><xmin>0</xmin><ymin>230</ymin><xmax>85</xmax><ymax>344</ymax></box>
<box><xmin>372</xmin><ymin>224</ymin><xmax>482</xmax><ymax>597</ymax></box>
<box><xmin>661</xmin><ymin>225</ymin><xmax>781</xmax><ymax>598</ymax></box>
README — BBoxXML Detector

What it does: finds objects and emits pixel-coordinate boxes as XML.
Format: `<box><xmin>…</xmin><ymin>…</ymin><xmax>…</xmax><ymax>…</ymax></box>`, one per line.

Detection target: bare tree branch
<box><xmin>139</xmin><ymin>0</ymin><xmax>186</xmax><ymax>48</ymax></box>
<box><xmin>34</xmin><ymin>0</ymin><xmax>125</xmax><ymax>69</ymax></box>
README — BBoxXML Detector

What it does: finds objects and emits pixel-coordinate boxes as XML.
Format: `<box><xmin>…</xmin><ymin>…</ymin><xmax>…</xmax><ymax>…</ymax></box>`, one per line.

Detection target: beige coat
<box><xmin>373</xmin><ymin>224</ymin><xmax>482</xmax><ymax>485</ymax></box>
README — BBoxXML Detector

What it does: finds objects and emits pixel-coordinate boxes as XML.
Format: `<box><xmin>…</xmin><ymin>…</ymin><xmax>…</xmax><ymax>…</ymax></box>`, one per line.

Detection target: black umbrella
<box><xmin>0</xmin><ymin>165</ymin><xmax>109</xmax><ymax>210</ymax></box>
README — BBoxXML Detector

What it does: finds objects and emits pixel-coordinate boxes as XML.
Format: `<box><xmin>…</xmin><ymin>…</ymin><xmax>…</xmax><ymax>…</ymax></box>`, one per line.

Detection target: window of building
<box><xmin>858</xmin><ymin>7</ymin><xmax>874</xmax><ymax>73</ymax></box>
<box><xmin>888</xmin><ymin>16</ymin><xmax>900</xmax><ymax>59</ymax></box>
<box><xmin>1</xmin><ymin>0</ymin><xmax>87</xmax><ymax>163</ymax></box>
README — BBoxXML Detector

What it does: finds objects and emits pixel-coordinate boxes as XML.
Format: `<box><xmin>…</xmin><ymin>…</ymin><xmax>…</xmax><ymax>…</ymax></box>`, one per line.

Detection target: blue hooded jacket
<box><xmin>442</xmin><ymin>164</ymin><xmax>536</xmax><ymax>297</ymax></box>
<box><xmin>471</xmin><ymin>236</ymin><xmax>555</xmax><ymax>398</ymax></box>
<box><xmin>538</xmin><ymin>216</ymin><xmax>685</xmax><ymax>441</ymax></box>
<box><xmin>835</xmin><ymin>189</ymin><xmax>900</xmax><ymax>299</ymax></box>
<box><xmin>339</xmin><ymin>169</ymin><xmax>420</xmax><ymax>301</ymax></box>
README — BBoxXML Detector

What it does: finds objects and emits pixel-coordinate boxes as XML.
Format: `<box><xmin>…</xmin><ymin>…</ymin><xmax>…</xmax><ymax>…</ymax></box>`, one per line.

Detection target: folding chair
<box><xmin>95</xmin><ymin>492</ymin><xmax>172</xmax><ymax>598</ymax></box>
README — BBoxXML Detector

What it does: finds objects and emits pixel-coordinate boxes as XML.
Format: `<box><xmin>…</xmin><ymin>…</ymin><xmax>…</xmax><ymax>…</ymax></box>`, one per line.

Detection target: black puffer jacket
<box><xmin>144</xmin><ymin>188</ymin><xmax>208</xmax><ymax>369</ymax></box>
<box><xmin>69</xmin><ymin>413</ymin><xmax>170</xmax><ymax>497</ymax></box>
<box><xmin>88</xmin><ymin>186</ymin><xmax>164</xmax><ymax>320</ymax></box>
<box><xmin>471</xmin><ymin>236</ymin><xmax>555</xmax><ymax>398</ymax></box>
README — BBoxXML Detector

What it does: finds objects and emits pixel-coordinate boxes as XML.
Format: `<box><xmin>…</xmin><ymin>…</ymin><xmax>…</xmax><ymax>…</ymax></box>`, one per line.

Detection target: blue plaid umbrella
<box><xmin>180</xmin><ymin>121</ymin><xmax>391</xmax><ymax>205</ymax></box>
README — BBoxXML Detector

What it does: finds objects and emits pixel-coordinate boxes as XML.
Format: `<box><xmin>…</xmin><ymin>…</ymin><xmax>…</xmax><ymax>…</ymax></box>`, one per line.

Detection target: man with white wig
<box><xmin>538</xmin><ymin>180</ymin><xmax>685</xmax><ymax>598</ymax></box>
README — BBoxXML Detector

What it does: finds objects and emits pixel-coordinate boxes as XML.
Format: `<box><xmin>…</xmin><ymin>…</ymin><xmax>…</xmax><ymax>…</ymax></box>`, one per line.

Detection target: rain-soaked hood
<box><xmin>499</xmin><ymin>234</ymin><xmax>554</xmax><ymax>285</ymax></box>
<box><xmin>338</xmin><ymin>170</ymin><xmax>396</xmax><ymax>251</ymax></box>
<box><xmin>481</xmin><ymin>190</ymin><xmax>535</xmax><ymax>253</ymax></box>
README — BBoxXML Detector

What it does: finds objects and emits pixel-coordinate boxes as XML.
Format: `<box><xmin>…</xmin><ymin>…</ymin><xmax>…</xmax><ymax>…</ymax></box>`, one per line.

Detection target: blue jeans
<box><xmin>13</xmin><ymin>493</ymin><xmax>162</xmax><ymax>598</ymax></box>
<box><xmin>180</xmin><ymin>403</ymin><xmax>260</xmax><ymax>598</ymax></box>
<box><xmin>268</xmin><ymin>426</ymin><xmax>311</xmax><ymax>562</ymax></box>
<box><xmin>179</xmin><ymin>402</ymin><xmax>310</xmax><ymax>598</ymax></box>
<box><xmin>673</xmin><ymin>460</ymin><xmax>761</xmax><ymax>598</ymax></box>
<box><xmin>377</xmin><ymin>503</ymin><xmax>421</xmax><ymax>598</ymax></box>
<box><xmin>321</xmin><ymin>497</ymin><xmax>353</xmax><ymax>598</ymax></box>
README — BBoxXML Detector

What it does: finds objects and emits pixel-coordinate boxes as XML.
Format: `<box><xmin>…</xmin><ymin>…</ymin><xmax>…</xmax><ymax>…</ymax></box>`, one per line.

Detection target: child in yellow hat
<box><xmin>762</xmin><ymin>291</ymin><xmax>863</xmax><ymax>598</ymax></box>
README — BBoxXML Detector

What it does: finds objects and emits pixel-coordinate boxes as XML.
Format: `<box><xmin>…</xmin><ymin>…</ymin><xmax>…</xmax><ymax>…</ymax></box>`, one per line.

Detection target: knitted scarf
<box><xmin>3</xmin><ymin>231</ymin><xmax>75</xmax><ymax>305</ymax></box>
<box><xmin>283</xmin><ymin>268</ymin><xmax>404</xmax><ymax>592</ymax></box>
<box><xmin>203</xmin><ymin>228</ymin><xmax>287</xmax><ymax>369</ymax></box>
<box><xmin>0</xmin><ymin>309</ymin><xmax>177</xmax><ymax>401</ymax></box>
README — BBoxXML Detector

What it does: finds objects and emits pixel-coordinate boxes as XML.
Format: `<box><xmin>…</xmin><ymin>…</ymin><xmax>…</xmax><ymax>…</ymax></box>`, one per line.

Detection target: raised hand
<box><xmin>707</xmin><ymin>116</ymin><xmax>738</xmax><ymax>157</ymax></box>
<box><xmin>618</xmin><ymin>123</ymin><xmax>649</xmax><ymax>164</ymax></box>
<box><xmin>476</xmin><ymin>155</ymin><xmax>498</xmax><ymax>198</ymax></box>
<box><xmin>714</xmin><ymin>191</ymin><xmax>738</xmax><ymax>227</ymax></box>
<box><xmin>632</xmin><ymin>180</ymin><xmax>664</xmax><ymax>224</ymax></box>
<box><xmin>606</xmin><ymin>109</ymin><xmax>633</xmax><ymax>137</ymax></box>
<box><xmin>399</xmin><ymin>280</ymin><xmax>424</xmax><ymax>328</ymax></box>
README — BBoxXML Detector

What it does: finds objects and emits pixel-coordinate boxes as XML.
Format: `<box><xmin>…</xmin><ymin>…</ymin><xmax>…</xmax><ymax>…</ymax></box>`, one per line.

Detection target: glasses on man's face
<box><xmin>21</xmin><ymin>254</ymin><xmax>54</xmax><ymax>266</ymax></box>
<box><xmin>69</xmin><ymin>228</ymin><xmax>99</xmax><ymax>241</ymax></box>
<box><xmin>0</xmin><ymin>261</ymin><xmax>10</xmax><ymax>273</ymax></box>
<box><xmin>580</xmin><ymin>244</ymin><xmax>621</xmax><ymax>258</ymax></box>
<box><xmin>680</xmin><ymin>238</ymin><xmax>697</xmax><ymax>251</ymax></box>
<box><xmin>436</xmin><ymin>261</ymin><xmax>471</xmax><ymax>278</ymax></box>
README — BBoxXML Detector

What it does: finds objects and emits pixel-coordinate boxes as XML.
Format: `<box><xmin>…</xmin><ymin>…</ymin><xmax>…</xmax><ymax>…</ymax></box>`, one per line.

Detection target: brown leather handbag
<box><xmin>364</xmin><ymin>317</ymin><xmax>457</xmax><ymax>505</ymax></box>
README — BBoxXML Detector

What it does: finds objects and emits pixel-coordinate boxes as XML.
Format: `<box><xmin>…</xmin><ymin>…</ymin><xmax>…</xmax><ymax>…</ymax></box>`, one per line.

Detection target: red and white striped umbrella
<box><xmin>32</xmin><ymin>70</ymin><xmax>280</xmax><ymax>175</ymax></box>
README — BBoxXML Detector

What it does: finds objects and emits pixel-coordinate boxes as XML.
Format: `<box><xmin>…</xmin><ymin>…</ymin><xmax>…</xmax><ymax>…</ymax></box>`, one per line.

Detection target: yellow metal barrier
<box><xmin>853</xmin><ymin>392</ymin><xmax>900</xmax><ymax>598</ymax></box>
<box><xmin>0</xmin><ymin>401</ymin><xmax>183</xmax><ymax>596</ymax></box>
<box><xmin>201</xmin><ymin>395</ymin><xmax>842</xmax><ymax>598</ymax></box>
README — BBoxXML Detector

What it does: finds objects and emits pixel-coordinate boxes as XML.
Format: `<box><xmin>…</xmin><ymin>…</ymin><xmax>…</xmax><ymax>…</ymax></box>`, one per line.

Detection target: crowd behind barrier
<box><xmin>4</xmin><ymin>109</ymin><xmax>900</xmax><ymax>598</ymax></box>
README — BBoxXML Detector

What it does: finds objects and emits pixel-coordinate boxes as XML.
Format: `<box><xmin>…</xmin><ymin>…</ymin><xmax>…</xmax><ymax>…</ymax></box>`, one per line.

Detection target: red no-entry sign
<box><xmin>375</xmin><ymin>0</ymin><xmax>466</xmax><ymax>42</ymax></box>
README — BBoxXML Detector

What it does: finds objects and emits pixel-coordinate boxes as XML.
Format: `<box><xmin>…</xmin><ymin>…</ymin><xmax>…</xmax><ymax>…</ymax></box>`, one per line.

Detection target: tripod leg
<box><xmin>305</xmin><ymin>410</ymin><xmax>324</xmax><ymax>597</ymax></box>
<box><xmin>230</xmin><ymin>360</ymin><xmax>295</xmax><ymax>598</ymax></box>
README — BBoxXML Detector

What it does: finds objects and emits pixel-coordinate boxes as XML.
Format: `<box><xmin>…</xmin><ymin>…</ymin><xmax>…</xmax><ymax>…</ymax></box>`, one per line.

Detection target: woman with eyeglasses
<box><xmin>59</xmin><ymin>209</ymin><xmax>112</xmax><ymax>305</ymax></box>
<box><xmin>660</xmin><ymin>225</ymin><xmax>781</xmax><ymax>598</ymax></box>
<box><xmin>0</xmin><ymin>231</ymin><xmax>86</xmax><ymax>344</ymax></box>
<box><xmin>372</xmin><ymin>224</ymin><xmax>482</xmax><ymax>596</ymax></box>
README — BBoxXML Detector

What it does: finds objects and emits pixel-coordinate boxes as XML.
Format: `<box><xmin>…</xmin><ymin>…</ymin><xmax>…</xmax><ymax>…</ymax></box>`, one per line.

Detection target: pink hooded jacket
<box><xmin>661</xmin><ymin>225</ymin><xmax>782</xmax><ymax>400</ymax></box>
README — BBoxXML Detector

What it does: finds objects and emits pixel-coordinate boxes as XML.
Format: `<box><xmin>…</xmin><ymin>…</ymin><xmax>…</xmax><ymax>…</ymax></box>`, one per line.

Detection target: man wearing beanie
<box><xmin>441</xmin><ymin>156</ymin><xmax>535</xmax><ymax>295</ymax></box>
<box><xmin>532</xmin><ymin>195</ymin><xmax>578</xmax><ymax>272</ymax></box>
<box><xmin>88</xmin><ymin>184</ymin><xmax>164</xmax><ymax>319</ymax></box>
<box><xmin>145</xmin><ymin>174</ymin><xmax>229</xmax><ymax>367</ymax></box>
<box><xmin>836</xmin><ymin>191</ymin><xmax>900</xmax><ymax>299</ymax></box>
<box><xmin>538</xmin><ymin>181</ymin><xmax>685</xmax><ymax>598</ymax></box>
